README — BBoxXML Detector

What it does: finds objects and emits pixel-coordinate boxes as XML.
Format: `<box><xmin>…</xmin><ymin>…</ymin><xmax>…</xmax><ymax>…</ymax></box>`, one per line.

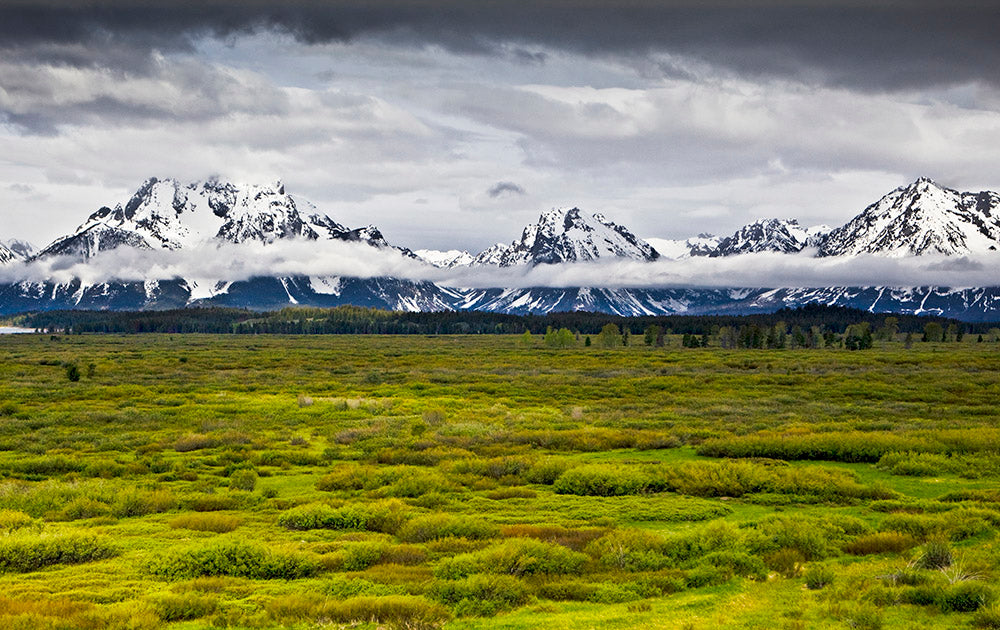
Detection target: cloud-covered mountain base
<box><xmin>3</xmin><ymin>275</ymin><xmax>1000</xmax><ymax>322</ymax></box>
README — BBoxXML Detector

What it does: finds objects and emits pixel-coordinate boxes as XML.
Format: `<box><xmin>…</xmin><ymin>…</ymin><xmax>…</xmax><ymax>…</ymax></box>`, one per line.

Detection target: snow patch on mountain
<box><xmin>645</xmin><ymin>234</ymin><xmax>720</xmax><ymax>259</ymax></box>
<box><xmin>415</xmin><ymin>249</ymin><xmax>475</xmax><ymax>268</ymax></box>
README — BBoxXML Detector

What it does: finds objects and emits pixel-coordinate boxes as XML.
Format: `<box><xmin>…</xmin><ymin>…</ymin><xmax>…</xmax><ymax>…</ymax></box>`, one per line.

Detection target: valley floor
<box><xmin>0</xmin><ymin>334</ymin><xmax>998</xmax><ymax>629</ymax></box>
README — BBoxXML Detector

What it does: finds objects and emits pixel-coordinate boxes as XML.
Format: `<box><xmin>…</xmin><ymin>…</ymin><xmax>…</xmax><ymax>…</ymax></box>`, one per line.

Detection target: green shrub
<box><xmin>899</xmin><ymin>584</ymin><xmax>945</xmax><ymax>606</ymax></box>
<box><xmin>0</xmin><ymin>534</ymin><xmax>118</xmax><ymax>573</ymax></box>
<box><xmin>880</xmin><ymin>510</ymin><xmax>990</xmax><ymax>541</ymax></box>
<box><xmin>585</xmin><ymin>529</ymin><xmax>675</xmax><ymax>571</ymax></box>
<box><xmin>324</xmin><ymin>542</ymin><xmax>426</xmax><ymax>572</ymax></box>
<box><xmin>651</xmin><ymin>460</ymin><xmax>892</xmax><ymax>502</ymax></box>
<box><xmin>378</xmin><ymin>470</ymin><xmax>454</xmax><ymax>498</ymax></box>
<box><xmin>877</xmin><ymin>451</ymin><xmax>953</xmax><ymax>476</ymax></box>
<box><xmin>0</xmin><ymin>510</ymin><xmax>40</xmax><ymax>533</ymax></box>
<box><xmin>846</xmin><ymin>605</ymin><xmax>883</xmax><ymax>630</ymax></box>
<box><xmin>277</xmin><ymin>502</ymin><xmax>339</xmax><ymax>530</ymax></box>
<box><xmin>279</xmin><ymin>500</ymin><xmax>408</xmax><ymax>534</ymax></box>
<box><xmin>340</xmin><ymin>542</ymin><xmax>389</xmax><ymax>571</ymax></box>
<box><xmin>685</xmin><ymin>563</ymin><xmax>730</xmax><ymax>588</ymax></box>
<box><xmin>553</xmin><ymin>465</ymin><xmax>649</xmax><ymax>496</ymax></box>
<box><xmin>185</xmin><ymin>493</ymin><xmax>241</xmax><ymax>512</ymax></box>
<box><xmin>436</xmin><ymin>538</ymin><xmax>587</xmax><ymax>579</ymax></box>
<box><xmin>323</xmin><ymin>576</ymin><xmax>406</xmax><ymax>598</ymax></box>
<box><xmin>267</xmin><ymin>594</ymin><xmax>450</xmax><ymax>627</ymax></box>
<box><xmin>316</xmin><ymin>465</ymin><xmax>376</xmax><ymax>491</ymax></box>
<box><xmin>110</xmin><ymin>489</ymin><xmax>176</xmax><ymax>518</ymax></box>
<box><xmin>804</xmin><ymin>564</ymin><xmax>835</xmax><ymax>589</ymax></box>
<box><xmin>698</xmin><ymin>432</ymin><xmax>938</xmax><ymax>463</ymax></box>
<box><xmin>973</xmin><ymin>605</ymin><xmax>1000</xmax><ymax>629</ymax></box>
<box><xmin>228</xmin><ymin>469</ymin><xmax>257</xmax><ymax>492</ymax></box>
<box><xmin>397</xmin><ymin>513</ymin><xmax>499</xmax><ymax>543</ymax></box>
<box><xmin>150</xmin><ymin>592</ymin><xmax>218</xmax><ymax>621</ymax></box>
<box><xmin>8</xmin><ymin>456</ymin><xmax>85</xmax><ymax>477</ymax></box>
<box><xmin>883</xmin><ymin>567</ymin><xmax>929</xmax><ymax>586</ymax></box>
<box><xmin>843</xmin><ymin>532</ymin><xmax>917</xmax><ymax>556</ymax></box>
<box><xmin>429</xmin><ymin>574</ymin><xmax>530</xmax><ymax>616</ymax></box>
<box><xmin>587</xmin><ymin>583</ymin><xmax>643</xmax><ymax>603</ymax></box>
<box><xmin>940</xmin><ymin>582</ymin><xmax>994</xmax><ymax>613</ymax></box>
<box><xmin>745</xmin><ymin>516</ymin><xmax>835</xmax><ymax>560</ymax></box>
<box><xmin>148</xmin><ymin>540</ymin><xmax>318</xmax><ymax>580</ymax></box>
<box><xmin>56</xmin><ymin>497</ymin><xmax>110</xmax><ymax>521</ymax></box>
<box><xmin>485</xmin><ymin>487</ymin><xmax>537</xmax><ymax>500</ymax></box>
<box><xmin>863</xmin><ymin>584</ymin><xmax>899</xmax><ymax>606</ymax></box>
<box><xmin>765</xmin><ymin>548</ymin><xmax>805</xmax><ymax>578</ymax></box>
<box><xmin>537</xmin><ymin>579</ymin><xmax>599</xmax><ymax>601</ymax></box>
<box><xmin>500</xmin><ymin>524</ymin><xmax>608</xmax><ymax>552</ymax></box>
<box><xmin>524</xmin><ymin>458</ymin><xmax>574</xmax><ymax>485</ymax></box>
<box><xmin>700</xmin><ymin>551</ymin><xmax>767</xmax><ymax>581</ymax></box>
<box><xmin>169</xmin><ymin>513</ymin><xmax>240</xmax><ymax>533</ymax></box>
<box><xmin>451</xmin><ymin>456</ymin><xmax>534</xmax><ymax>480</ymax></box>
<box><xmin>914</xmin><ymin>540</ymin><xmax>953</xmax><ymax>570</ymax></box>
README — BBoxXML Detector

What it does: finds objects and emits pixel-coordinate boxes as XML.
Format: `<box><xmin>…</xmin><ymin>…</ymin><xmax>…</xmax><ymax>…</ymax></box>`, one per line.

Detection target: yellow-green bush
<box><xmin>148</xmin><ymin>540</ymin><xmax>318</xmax><ymax>580</ymax></box>
<box><xmin>169</xmin><ymin>513</ymin><xmax>241</xmax><ymax>533</ymax></box>
<box><xmin>0</xmin><ymin>533</ymin><xmax>118</xmax><ymax>573</ymax></box>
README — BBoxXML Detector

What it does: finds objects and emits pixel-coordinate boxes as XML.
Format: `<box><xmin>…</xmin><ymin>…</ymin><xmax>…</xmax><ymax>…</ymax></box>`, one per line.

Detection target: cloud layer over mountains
<box><xmin>4</xmin><ymin>237</ymin><xmax>998</xmax><ymax>293</ymax></box>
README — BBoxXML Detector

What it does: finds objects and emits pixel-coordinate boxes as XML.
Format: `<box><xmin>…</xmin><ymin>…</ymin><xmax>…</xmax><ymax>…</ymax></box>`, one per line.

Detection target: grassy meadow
<box><xmin>0</xmin><ymin>332</ymin><xmax>999</xmax><ymax>629</ymax></box>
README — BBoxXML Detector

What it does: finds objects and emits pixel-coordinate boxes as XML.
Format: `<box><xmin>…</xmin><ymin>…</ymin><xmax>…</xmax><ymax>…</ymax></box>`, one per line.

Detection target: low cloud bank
<box><xmin>1</xmin><ymin>239</ymin><xmax>999</xmax><ymax>290</ymax></box>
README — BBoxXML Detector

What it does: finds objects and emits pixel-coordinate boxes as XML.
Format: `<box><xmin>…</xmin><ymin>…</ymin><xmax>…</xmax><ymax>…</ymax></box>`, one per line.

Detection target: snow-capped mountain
<box><xmin>34</xmin><ymin>178</ymin><xmax>390</xmax><ymax>259</ymax></box>
<box><xmin>645</xmin><ymin>234</ymin><xmax>720</xmax><ymax>259</ymax></box>
<box><xmin>5</xmin><ymin>175</ymin><xmax>1000</xmax><ymax>321</ymax></box>
<box><xmin>711</xmin><ymin>219</ymin><xmax>831</xmax><ymax>256</ymax></box>
<box><xmin>415</xmin><ymin>249</ymin><xmax>475</xmax><ymax>268</ymax></box>
<box><xmin>473</xmin><ymin>207</ymin><xmax>659</xmax><ymax>266</ymax></box>
<box><xmin>3</xmin><ymin>239</ymin><xmax>34</xmax><ymax>260</ymax></box>
<box><xmin>0</xmin><ymin>241</ymin><xmax>19</xmax><ymax>265</ymax></box>
<box><xmin>818</xmin><ymin>177</ymin><xmax>1000</xmax><ymax>257</ymax></box>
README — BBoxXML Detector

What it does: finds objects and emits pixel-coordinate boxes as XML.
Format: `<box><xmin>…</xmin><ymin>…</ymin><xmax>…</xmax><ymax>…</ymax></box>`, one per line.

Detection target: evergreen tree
<box><xmin>644</xmin><ymin>325</ymin><xmax>662</xmax><ymax>346</ymax></box>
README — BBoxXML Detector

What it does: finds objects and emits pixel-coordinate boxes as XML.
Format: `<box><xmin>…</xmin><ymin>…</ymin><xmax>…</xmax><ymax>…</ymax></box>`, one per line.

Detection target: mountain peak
<box><xmin>474</xmin><ymin>207</ymin><xmax>659</xmax><ymax>266</ymax></box>
<box><xmin>0</xmin><ymin>241</ymin><xmax>19</xmax><ymax>265</ymax></box>
<box><xmin>34</xmin><ymin>177</ymin><xmax>395</xmax><ymax>259</ymax></box>
<box><xmin>710</xmin><ymin>218</ymin><xmax>823</xmax><ymax>257</ymax></box>
<box><xmin>819</xmin><ymin>178</ymin><xmax>1000</xmax><ymax>257</ymax></box>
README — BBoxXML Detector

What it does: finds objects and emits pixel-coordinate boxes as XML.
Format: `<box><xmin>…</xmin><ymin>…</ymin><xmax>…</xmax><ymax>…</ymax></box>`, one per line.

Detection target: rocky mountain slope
<box><xmin>711</xmin><ymin>218</ymin><xmax>830</xmax><ymax>256</ymax></box>
<box><xmin>472</xmin><ymin>207</ymin><xmax>660</xmax><ymax>266</ymax></box>
<box><xmin>819</xmin><ymin>177</ymin><xmax>1000</xmax><ymax>257</ymax></box>
<box><xmin>34</xmin><ymin>178</ymin><xmax>390</xmax><ymax>259</ymax></box>
<box><xmin>0</xmin><ymin>242</ymin><xmax>20</xmax><ymax>265</ymax></box>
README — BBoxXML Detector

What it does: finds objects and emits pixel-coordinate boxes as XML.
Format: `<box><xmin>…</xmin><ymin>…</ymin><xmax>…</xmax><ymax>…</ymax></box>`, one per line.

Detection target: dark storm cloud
<box><xmin>487</xmin><ymin>181</ymin><xmax>526</xmax><ymax>198</ymax></box>
<box><xmin>1</xmin><ymin>1</ymin><xmax>999</xmax><ymax>91</ymax></box>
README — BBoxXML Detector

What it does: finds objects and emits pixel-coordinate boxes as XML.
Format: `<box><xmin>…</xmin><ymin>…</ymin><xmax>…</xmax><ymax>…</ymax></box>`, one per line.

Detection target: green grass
<box><xmin>0</xmin><ymin>333</ymin><xmax>998</xmax><ymax>628</ymax></box>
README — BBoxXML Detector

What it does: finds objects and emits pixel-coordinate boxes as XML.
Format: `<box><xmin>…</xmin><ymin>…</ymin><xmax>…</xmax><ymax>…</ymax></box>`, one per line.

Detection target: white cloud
<box><xmin>4</xmin><ymin>239</ymin><xmax>1000</xmax><ymax>292</ymax></box>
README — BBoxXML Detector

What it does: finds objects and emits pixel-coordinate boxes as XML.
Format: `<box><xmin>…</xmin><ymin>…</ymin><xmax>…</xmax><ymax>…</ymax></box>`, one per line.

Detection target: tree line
<box><xmin>13</xmin><ymin>304</ymin><xmax>999</xmax><ymax>341</ymax></box>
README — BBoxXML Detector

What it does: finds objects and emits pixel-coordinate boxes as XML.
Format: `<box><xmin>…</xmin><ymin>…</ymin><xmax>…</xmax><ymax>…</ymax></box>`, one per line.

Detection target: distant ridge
<box><xmin>3</xmin><ymin>177</ymin><xmax>1000</xmax><ymax>320</ymax></box>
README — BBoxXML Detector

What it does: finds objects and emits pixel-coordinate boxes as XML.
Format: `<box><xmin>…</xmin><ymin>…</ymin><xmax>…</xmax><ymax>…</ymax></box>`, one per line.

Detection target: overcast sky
<box><xmin>3</xmin><ymin>1</ymin><xmax>1000</xmax><ymax>254</ymax></box>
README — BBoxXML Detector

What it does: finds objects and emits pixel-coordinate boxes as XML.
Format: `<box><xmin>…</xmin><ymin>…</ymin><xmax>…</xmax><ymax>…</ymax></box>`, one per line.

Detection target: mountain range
<box><xmin>3</xmin><ymin>176</ymin><xmax>1000</xmax><ymax>320</ymax></box>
